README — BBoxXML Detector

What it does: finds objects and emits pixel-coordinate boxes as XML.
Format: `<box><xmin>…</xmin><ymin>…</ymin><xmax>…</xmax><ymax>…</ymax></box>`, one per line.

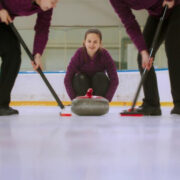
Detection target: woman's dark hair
<box><xmin>82</xmin><ymin>29</ymin><xmax>103</xmax><ymax>61</ymax></box>
<box><xmin>84</xmin><ymin>29</ymin><xmax>102</xmax><ymax>42</ymax></box>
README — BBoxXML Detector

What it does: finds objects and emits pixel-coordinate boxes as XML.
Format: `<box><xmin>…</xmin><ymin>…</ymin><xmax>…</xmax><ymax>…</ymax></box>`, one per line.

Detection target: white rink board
<box><xmin>11</xmin><ymin>70</ymin><xmax>172</xmax><ymax>102</ymax></box>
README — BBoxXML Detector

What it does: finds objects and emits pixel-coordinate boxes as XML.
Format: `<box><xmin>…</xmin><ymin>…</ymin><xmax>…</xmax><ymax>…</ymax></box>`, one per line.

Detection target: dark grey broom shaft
<box><xmin>9</xmin><ymin>23</ymin><xmax>64</xmax><ymax>109</ymax></box>
<box><xmin>131</xmin><ymin>5</ymin><xmax>168</xmax><ymax>110</ymax></box>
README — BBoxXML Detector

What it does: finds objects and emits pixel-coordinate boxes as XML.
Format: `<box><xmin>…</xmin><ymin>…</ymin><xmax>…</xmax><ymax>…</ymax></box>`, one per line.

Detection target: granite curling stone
<box><xmin>71</xmin><ymin>88</ymin><xmax>109</xmax><ymax>116</ymax></box>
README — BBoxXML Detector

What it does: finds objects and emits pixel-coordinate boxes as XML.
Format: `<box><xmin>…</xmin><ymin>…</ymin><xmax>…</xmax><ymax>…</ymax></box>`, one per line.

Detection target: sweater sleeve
<box><xmin>33</xmin><ymin>9</ymin><xmax>53</xmax><ymax>55</ymax></box>
<box><xmin>64</xmin><ymin>49</ymin><xmax>81</xmax><ymax>100</ymax></box>
<box><xmin>0</xmin><ymin>2</ymin><xmax>3</xmax><ymax>10</ymax></box>
<box><xmin>109</xmin><ymin>0</ymin><xmax>147</xmax><ymax>52</ymax></box>
<box><xmin>103</xmin><ymin>49</ymin><xmax>119</xmax><ymax>102</ymax></box>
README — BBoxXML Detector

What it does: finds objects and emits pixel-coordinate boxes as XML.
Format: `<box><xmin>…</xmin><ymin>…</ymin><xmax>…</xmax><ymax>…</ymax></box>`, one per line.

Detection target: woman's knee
<box><xmin>73</xmin><ymin>73</ymin><xmax>89</xmax><ymax>82</ymax></box>
<box><xmin>92</xmin><ymin>72</ymin><xmax>109</xmax><ymax>96</ymax></box>
<box><xmin>72</xmin><ymin>73</ymin><xmax>91</xmax><ymax>96</ymax></box>
<box><xmin>92</xmin><ymin>72</ymin><xmax>109</xmax><ymax>82</ymax></box>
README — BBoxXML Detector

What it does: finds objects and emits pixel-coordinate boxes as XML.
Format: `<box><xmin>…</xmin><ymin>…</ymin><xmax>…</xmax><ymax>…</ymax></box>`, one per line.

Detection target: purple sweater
<box><xmin>109</xmin><ymin>0</ymin><xmax>180</xmax><ymax>52</ymax></box>
<box><xmin>64</xmin><ymin>48</ymin><xmax>119</xmax><ymax>102</ymax></box>
<box><xmin>0</xmin><ymin>0</ymin><xmax>53</xmax><ymax>55</ymax></box>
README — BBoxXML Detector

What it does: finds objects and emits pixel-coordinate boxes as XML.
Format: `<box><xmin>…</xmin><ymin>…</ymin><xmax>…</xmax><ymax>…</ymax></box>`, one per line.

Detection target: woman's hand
<box><xmin>31</xmin><ymin>53</ymin><xmax>43</xmax><ymax>71</ymax></box>
<box><xmin>163</xmin><ymin>0</ymin><xmax>175</xmax><ymax>8</ymax></box>
<box><xmin>141</xmin><ymin>50</ymin><xmax>154</xmax><ymax>71</ymax></box>
<box><xmin>0</xmin><ymin>9</ymin><xmax>12</xmax><ymax>24</ymax></box>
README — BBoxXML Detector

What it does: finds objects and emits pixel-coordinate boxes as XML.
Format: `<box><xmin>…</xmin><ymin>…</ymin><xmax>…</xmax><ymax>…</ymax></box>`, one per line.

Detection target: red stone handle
<box><xmin>86</xmin><ymin>88</ymin><xmax>93</xmax><ymax>98</ymax></box>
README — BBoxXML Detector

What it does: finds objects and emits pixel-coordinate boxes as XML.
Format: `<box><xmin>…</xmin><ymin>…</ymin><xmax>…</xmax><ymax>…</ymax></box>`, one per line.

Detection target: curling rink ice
<box><xmin>0</xmin><ymin>106</ymin><xmax>180</xmax><ymax>180</ymax></box>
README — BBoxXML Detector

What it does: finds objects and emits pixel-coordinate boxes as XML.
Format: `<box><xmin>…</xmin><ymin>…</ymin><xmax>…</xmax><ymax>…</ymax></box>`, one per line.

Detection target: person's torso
<box><xmin>77</xmin><ymin>48</ymin><xmax>107</xmax><ymax>77</ymax></box>
<box><xmin>118</xmin><ymin>0</ymin><xmax>180</xmax><ymax>16</ymax></box>
<box><xmin>1</xmin><ymin>0</ymin><xmax>42</xmax><ymax>18</ymax></box>
<box><xmin>123</xmin><ymin>0</ymin><xmax>162</xmax><ymax>10</ymax></box>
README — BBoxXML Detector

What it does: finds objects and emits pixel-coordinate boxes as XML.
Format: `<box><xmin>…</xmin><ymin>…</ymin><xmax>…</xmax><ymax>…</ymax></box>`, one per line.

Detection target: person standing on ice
<box><xmin>64</xmin><ymin>29</ymin><xmax>119</xmax><ymax>102</ymax></box>
<box><xmin>0</xmin><ymin>0</ymin><xmax>59</xmax><ymax>116</ymax></box>
<box><xmin>109</xmin><ymin>0</ymin><xmax>180</xmax><ymax>115</ymax></box>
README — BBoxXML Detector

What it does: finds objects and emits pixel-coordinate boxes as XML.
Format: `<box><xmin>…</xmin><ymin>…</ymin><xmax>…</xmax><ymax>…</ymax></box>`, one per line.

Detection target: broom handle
<box><xmin>131</xmin><ymin>5</ymin><xmax>168</xmax><ymax>110</ymax></box>
<box><xmin>9</xmin><ymin>23</ymin><xmax>65</xmax><ymax>109</ymax></box>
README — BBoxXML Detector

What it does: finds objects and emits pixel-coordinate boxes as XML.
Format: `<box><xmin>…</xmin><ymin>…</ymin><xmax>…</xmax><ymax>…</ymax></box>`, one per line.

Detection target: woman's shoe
<box><xmin>136</xmin><ymin>104</ymin><xmax>162</xmax><ymax>116</ymax></box>
<box><xmin>0</xmin><ymin>107</ymin><xmax>19</xmax><ymax>116</ymax></box>
<box><xmin>171</xmin><ymin>106</ymin><xmax>180</xmax><ymax>115</ymax></box>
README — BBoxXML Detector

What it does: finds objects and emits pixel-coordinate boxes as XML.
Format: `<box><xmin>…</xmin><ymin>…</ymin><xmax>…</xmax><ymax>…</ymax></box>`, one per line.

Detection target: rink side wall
<box><xmin>11</xmin><ymin>69</ymin><xmax>173</xmax><ymax>106</ymax></box>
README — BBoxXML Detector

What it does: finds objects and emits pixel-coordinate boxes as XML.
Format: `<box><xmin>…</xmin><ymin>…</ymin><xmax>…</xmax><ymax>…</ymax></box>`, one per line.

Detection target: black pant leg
<box><xmin>72</xmin><ymin>73</ymin><xmax>91</xmax><ymax>96</ymax></box>
<box><xmin>137</xmin><ymin>16</ymin><xmax>167</xmax><ymax>106</ymax></box>
<box><xmin>165</xmin><ymin>5</ymin><xmax>180</xmax><ymax>106</ymax></box>
<box><xmin>0</xmin><ymin>23</ymin><xmax>21</xmax><ymax>107</ymax></box>
<box><xmin>92</xmin><ymin>72</ymin><xmax>109</xmax><ymax>97</ymax></box>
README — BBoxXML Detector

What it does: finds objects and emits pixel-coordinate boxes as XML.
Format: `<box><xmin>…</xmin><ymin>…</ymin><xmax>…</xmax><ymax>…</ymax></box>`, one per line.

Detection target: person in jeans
<box><xmin>110</xmin><ymin>0</ymin><xmax>180</xmax><ymax>115</ymax></box>
<box><xmin>64</xmin><ymin>29</ymin><xmax>119</xmax><ymax>102</ymax></box>
<box><xmin>0</xmin><ymin>0</ymin><xmax>59</xmax><ymax>115</ymax></box>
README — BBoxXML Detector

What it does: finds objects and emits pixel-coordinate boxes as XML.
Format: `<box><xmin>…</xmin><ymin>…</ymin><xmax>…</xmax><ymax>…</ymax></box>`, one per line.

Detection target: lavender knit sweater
<box><xmin>64</xmin><ymin>48</ymin><xmax>119</xmax><ymax>102</ymax></box>
<box><xmin>109</xmin><ymin>0</ymin><xmax>180</xmax><ymax>52</ymax></box>
<box><xmin>0</xmin><ymin>0</ymin><xmax>53</xmax><ymax>55</ymax></box>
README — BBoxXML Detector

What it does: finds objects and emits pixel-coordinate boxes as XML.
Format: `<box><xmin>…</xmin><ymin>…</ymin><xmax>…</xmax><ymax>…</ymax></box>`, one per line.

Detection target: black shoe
<box><xmin>0</xmin><ymin>107</ymin><xmax>19</xmax><ymax>116</ymax></box>
<box><xmin>136</xmin><ymin>104</ymin><xmax>161</xmax><ymax>116</ymax></box>
<box><xmin>171</xmin><ymin>106</ymin><xmax>180</xmax><ymax>115</ymax></box>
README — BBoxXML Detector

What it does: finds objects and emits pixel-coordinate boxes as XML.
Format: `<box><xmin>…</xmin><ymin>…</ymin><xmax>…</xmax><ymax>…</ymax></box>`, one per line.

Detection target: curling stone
<box><xmin>71</xmin><ymin>88</ymin><xmax>109</xmax><ymax>116</ymax></box>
